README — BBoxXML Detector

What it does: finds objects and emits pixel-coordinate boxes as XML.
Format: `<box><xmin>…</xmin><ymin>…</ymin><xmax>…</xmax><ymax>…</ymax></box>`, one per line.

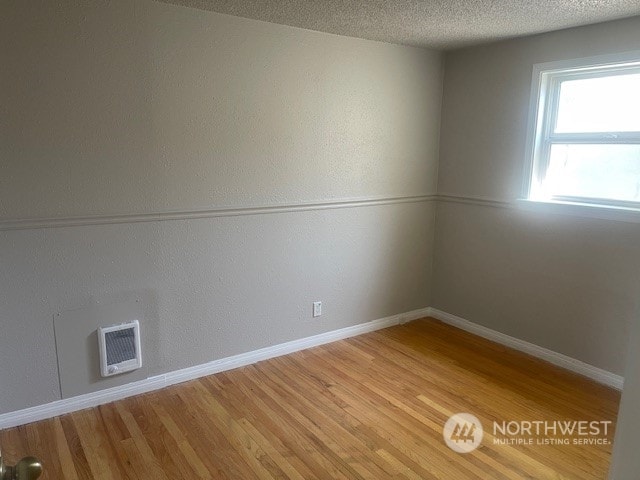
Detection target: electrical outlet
<box><xmin>313</xmin><ymin>301</ymin><xmax>322</xmax><ymax>317</ymax></box>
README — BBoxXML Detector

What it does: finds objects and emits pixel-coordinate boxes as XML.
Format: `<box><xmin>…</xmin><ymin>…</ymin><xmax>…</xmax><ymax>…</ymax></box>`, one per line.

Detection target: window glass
<box><xmin>546</xmin><ymin>144</ymin><xmax>640</xmax><ymax>202</ymax></box>
<box><xmin>555</xmin><ymin>73</ymin><xmax>640</xmax><ymax>134</ymax></box>
<box><xmin>528</xmin><ymin>56</ymin><xmax>640</xmax><ymax>210</ymax></box>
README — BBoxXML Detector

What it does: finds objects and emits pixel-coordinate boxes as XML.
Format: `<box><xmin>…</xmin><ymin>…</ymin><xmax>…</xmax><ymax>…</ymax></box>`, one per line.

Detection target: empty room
<box><xmin>1</xmin><ymin>0</ymin><xmax>640</xmax><ymax>478</ymax></box>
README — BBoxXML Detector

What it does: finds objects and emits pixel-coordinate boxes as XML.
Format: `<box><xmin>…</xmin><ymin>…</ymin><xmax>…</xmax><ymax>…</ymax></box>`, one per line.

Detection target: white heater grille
<box><xmin>98</xmin><ymin>320</ymin><xmax>142</xmax><ymax>377</ymax></box>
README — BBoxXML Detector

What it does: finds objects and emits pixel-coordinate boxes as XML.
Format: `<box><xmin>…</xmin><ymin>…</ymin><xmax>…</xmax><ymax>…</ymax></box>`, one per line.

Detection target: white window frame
<box><xmin>523</xmin><ymin>51</ymin><xmax>640</xmax><ymax>213</ymax></box>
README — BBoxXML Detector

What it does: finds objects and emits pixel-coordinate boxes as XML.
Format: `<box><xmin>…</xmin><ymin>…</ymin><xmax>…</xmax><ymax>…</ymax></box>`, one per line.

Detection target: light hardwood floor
<box><xmin>0</xmin><ymin>318</ymin><xmax>620</xmax><ymax>479</ymax></box>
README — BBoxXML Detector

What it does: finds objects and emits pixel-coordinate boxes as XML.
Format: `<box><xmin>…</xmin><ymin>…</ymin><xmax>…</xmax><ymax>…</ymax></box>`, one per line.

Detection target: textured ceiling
<box><xmin>159</xmin><ymin>0</ymin><xmax>640</xmax><ymax>50</ymax></box>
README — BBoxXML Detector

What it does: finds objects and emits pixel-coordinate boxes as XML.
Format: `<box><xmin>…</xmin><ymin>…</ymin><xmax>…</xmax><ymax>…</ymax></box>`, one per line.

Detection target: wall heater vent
<box><xmin>98</xmin><ymin>320</ymin><xmax>142</xmax><ymax>377</ymax></box>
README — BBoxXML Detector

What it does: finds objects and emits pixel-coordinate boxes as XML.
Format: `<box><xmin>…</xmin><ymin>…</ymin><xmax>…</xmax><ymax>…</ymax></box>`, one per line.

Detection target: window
<box><xmin>526</xmin><ymin>54</ymin><xmax>640</xmax><ymax>210</ymax></box>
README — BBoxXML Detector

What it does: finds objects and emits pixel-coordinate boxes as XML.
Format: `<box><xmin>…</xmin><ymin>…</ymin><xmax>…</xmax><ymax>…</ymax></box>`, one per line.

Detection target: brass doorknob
<box><xmin>0</xmin><ymin>450</ymin><xmax>42</xmax><ymax>480</ymax></box>
<box><xmin>13</xmin><ymin>458</ymin><xmax>42</xmax><ymax>480</ymax></box>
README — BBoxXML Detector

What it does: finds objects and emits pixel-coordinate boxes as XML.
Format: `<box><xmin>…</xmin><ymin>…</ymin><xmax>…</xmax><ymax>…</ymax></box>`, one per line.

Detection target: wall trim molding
<box><xmin>0</xmin><ymin>307</ymin><xmax>431</xmax><ymax>429</ymax></box>
<box><xmin>427</xmin><ymin>307</ymin><xmax>624</xmax><ymax>390</ymax></box>
<box><xmin>0</xmin><ymin>305</ymin><xmax>622</xmax><ymax>429</ymax></box>
<box><xmin>0</xmin><ymin>195</ymin><xmax>437</xmax><ymax>232</ymax></box>
<box><xmin>438</xmin><ymin>194</ymin><xmax>640</xmax><ymax>224</ymax></box>
<box><xmin>436</xmin><ymin>193</ymin><xmax>512</xmax><ymax>209</ymax></box>
<box><xmin>5</xmin><ymin>192</ymin><xmax>639</xmax><ymax>231</ymax></box>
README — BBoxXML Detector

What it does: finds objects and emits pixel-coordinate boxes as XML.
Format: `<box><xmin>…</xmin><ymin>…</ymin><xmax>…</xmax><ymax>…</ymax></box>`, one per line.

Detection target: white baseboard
<box><xmin>398</xmin><ymin>307</ymin><xmax>433</xmax><ymax>324</ymax></box>
<box><xmin>0</xmin><ymin>307</ymin><xmax>428</xmax><ymax>430</ymax></box>
<box><xmin>0</xmin><ymin>305</ymin><xmax>622</xmax><ymax>429</ymax></box>
<box><xmin>427</xmin><ymin>307</ymin><xmax>624</xmax><ymax>390</ymax></box>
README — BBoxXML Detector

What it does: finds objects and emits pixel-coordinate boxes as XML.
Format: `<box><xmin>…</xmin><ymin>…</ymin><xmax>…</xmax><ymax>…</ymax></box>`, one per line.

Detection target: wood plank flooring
<box><xmin>0</xmin><ymin>318</ymin><xmax>620</xmax><ymax>479</ymax></box>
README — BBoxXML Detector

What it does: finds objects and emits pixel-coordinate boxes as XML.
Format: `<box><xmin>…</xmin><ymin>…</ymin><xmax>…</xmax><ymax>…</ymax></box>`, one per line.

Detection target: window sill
<box><xmin>515</xmin><ymin>198</ymin><xmax>640</xmax><ymax>224</ymax></box>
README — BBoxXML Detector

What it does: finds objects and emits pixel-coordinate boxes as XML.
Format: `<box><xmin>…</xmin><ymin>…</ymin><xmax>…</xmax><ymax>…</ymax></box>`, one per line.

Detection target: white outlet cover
<box><xmin>313</xmin><ymin>301</ymin><xmax>322</xmax><ymax>317</ymax></box>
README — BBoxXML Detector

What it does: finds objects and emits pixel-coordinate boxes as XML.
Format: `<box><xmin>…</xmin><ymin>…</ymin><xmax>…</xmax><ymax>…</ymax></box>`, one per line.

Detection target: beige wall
<box><xmin>610</xmin><ymin>315</ymin><xmax>640</xmax><ymax>478</ymax></box>
<box><xmin>1</xmin><ymin>1</ymin><xmax>442</xmax><ymax>220</ymax></box>
<box><xmin>0</xmin><ymin>0</ymin><xmax>442</xmax><ymax>413</ymax></box>
<box><xmin>434</xmin><ymin>16</ymin><xmax>640</xmax><ymax>375</ymax></box>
